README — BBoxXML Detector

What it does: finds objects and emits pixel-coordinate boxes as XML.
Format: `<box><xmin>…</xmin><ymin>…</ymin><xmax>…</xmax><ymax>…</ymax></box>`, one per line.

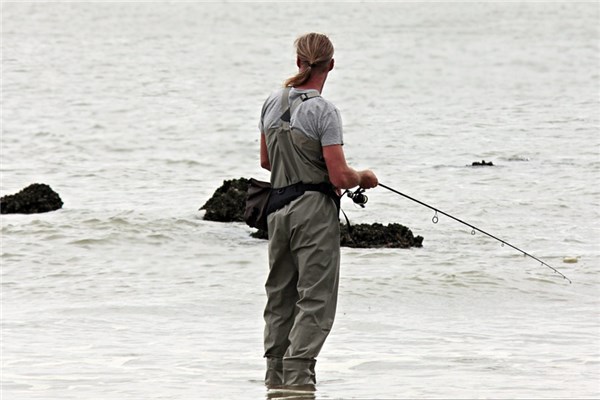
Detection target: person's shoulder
<box><xmin>266</xmin><ymin>87</ymin><xmax>286</xmax><ymax>101</ymax></box>
<box><xmin>314</xmin><ymin>95</ymin><xmax>336</xmax><ymax>107</ymax></box>
<box><xmin>262</xmin><ymin>87</ymin><xmax>286</xmax><ymax>111</ymax></box>
<box><xmin>291</xmin><ymin>88</ymin><xmax>336</xmax><ymax>111</ymax></box>
<box><xmin>312</xmin><ymin>95</ymin><xmax>339</xmax><ymax>116</ymax></box>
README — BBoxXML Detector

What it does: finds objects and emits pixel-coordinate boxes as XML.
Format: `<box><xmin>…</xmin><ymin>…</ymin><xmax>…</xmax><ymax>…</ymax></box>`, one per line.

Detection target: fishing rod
<box><xmin>346</xmin><ymin>183</ymin><xmax>572</xmax><ymax>284</ymax></box>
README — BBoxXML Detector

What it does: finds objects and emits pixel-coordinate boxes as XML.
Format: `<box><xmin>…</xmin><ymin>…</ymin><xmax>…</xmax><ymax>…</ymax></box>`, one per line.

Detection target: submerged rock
<box><xmin>471</xmin><ymin>160</ymin><xmax>494</xmax><ymax>166</ymax></box>
<box><xmin>202</xmin><ymin>178</ymin><xmax>424</xmax><ymax>248</ymax></box>
<box><xmin>1</xmin><ymin>183</ymin><xmax>63</xmax><ymax>214</ymax></box>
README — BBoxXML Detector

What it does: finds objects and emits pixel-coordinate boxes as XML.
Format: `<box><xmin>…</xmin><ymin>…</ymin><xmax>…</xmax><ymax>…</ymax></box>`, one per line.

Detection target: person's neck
<box><xmin>295</xmin><ymin>74</ymin><xmax>327</xmax><ymax>93</ymax></box>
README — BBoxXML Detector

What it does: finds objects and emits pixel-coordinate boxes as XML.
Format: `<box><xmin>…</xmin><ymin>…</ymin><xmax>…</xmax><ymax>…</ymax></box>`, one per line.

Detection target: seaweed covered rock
<box><xmin>251</xmin><ymin>223</ymin><xmax>423</xmax><ymax>248</ymax></box>
<box><xmin>1</xmin><ymin>183</ymin><xmax>63</xmax><ymax>214</ymax></box>
<box><xmin>200</xmin><ymin>178</ymin><xmax>249</xmax><ymax>222</ymax></box>
<box><xmin>341</xmin><ymin>222</ymin><xmax>423</xmax><ymax>248</ymax></box>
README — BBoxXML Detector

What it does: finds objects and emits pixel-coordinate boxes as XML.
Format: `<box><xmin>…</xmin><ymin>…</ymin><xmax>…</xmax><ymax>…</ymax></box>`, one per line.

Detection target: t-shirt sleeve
<box><xmin>319</xmin><ymin>108</ymin><xmax>344</xmax><ymax>146</ymax></box>
<box><xmin>258</xmin><ymin>99</ymin><xmax>267</xmax><ymax>133</ymax></box>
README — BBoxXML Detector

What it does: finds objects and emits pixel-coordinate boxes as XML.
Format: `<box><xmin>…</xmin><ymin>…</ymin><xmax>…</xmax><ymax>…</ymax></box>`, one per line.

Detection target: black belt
<box><xmin>266</xmin><ymin>182</ymin><xmax>340</xmax><ymax>216</ymax></box>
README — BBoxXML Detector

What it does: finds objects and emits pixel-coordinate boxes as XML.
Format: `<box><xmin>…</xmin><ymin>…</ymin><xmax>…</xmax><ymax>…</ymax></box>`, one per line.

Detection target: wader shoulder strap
<box><xmin>281</xmin><ymin>87</ymin><xmax>291</xmax><ymax>114</ymax></box>
<box><xmin>280</xmin><ymin>89</ymin><xmax>320</xmax><ymax>123</ymax></box>
<box><xmin>290</xmin><ymin>91</ymin><xmax>320</xmax><ymax>112</ymax></box>
<box><xmin>280</xmin><ymin>87</ymin><xmax>292</xmax><ymax>123</ymax></box>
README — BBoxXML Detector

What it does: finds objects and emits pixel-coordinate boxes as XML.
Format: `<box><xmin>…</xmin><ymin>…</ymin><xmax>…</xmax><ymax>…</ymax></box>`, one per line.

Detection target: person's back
<box><xmin>260</xmin><ymin>87</ymin><xmax>339</xmax><ymax>188</ymax></box>
<box><xmin>260</xmin><ymin>87</ymin><xmax>343</xmax><ymax>148</ymax></box>
<box><xmin>258</xmin><ymin>32</ymin><xmax>378</xmax><ymax>392</ymax></box>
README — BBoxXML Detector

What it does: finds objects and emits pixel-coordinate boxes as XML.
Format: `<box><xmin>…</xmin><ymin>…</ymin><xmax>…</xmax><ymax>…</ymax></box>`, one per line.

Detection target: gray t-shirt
<box><xmin>259</xmin><ymin>87</ymin><xmax>343</xmax><ymax>146</ymax></box>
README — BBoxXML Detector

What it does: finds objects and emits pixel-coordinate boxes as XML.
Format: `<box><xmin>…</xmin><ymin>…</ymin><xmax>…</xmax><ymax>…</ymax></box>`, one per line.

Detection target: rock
<box><xmin>340</xmin><ymin>222</ymin><xmax>423</xmax><ymax>248</ymax></box>
<box><xmin>250</xmin><ymin>223</ymin><xmax>423</xmax><ymax>248</ymax></box>
<box><xmin>199</xmin><ymin>178</ymin><xmax>249</xmax><ymax>222</ymax></box>
<box><xmin>471</xmin><ymin>160</ymin><xmax>494</xmax><ymax>166</ymax></box>
<box><xmin>202</xmin><ymin>178</ymin><xmax>423</xmax><ymax>248</ymax></box>
<box><xmin>1</xmin><ymin>183</ymin><xmax>63</xmax><ymax>214</ymax></box>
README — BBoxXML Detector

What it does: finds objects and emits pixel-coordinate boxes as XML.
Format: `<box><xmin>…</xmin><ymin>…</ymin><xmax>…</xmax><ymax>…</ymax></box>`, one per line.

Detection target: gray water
<box><xmin>1</xmin><ymin>2</ymin><xmax>599</xmax><ymax>399</ymax></box>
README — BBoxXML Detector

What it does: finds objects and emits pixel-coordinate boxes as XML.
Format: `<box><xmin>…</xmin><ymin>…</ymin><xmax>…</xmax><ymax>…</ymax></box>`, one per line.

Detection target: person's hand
<box><xmin>359</xmin><ymin>170</ymin><xmax>378</xmax><ymax>189</ymax></box>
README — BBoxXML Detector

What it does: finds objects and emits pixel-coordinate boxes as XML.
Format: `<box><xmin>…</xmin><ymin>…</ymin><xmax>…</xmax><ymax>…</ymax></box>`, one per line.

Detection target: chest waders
<box><xmin>263</xmin><ymin>88</ymin><xmax>341</xmax><ymax>388</ymax></box>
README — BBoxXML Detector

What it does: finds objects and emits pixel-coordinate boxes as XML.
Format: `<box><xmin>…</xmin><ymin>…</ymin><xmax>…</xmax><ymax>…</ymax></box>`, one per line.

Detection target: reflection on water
<box><xmin>266</xmin><ymin>386</ymin><xmax>316</xmax><ymax>400</ymax></box>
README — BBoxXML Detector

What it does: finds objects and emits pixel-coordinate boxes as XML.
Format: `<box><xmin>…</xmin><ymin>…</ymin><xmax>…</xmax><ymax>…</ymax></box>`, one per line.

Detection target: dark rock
<box><xmin>340</xmin><ymin>222</ymin><xmax>423</xmax><ymax>248</ymax></box>
<box><xmin>201</xmin><ymin>178</ymin><xmax>423</xmax><ymax>248</ymax></box>
<box><xmin>200</xmin><ymin>178</ymin><xmax>249</xmax><ymax>222</ymax></box>
<box><xmin>1</xmin><ymin>183</ymin><xmax>63</xmax><ymax>214</ymax></box>
<box><xmin>471</xmin><ymin>160</ymin><xmax>494</xmax><ymax>166</ymax></box>
<box><xmin>249</xmin><ymin>222</ymin><xmax>423</xmax><ymax>248</ymax></box>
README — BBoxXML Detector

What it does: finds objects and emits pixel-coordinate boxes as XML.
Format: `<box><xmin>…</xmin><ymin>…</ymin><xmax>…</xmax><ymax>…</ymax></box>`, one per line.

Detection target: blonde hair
<box><xmin>284</xmin><ymin>33</ymin><xmax>334</xmax><ymax>88</ymax></box>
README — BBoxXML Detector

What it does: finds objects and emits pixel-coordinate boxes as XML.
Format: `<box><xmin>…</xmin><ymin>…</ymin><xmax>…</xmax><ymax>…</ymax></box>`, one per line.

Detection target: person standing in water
<box><xmin>258</xmin><ymin>32</ymin><xmax>378</xmax><ymax>390</ymax></box>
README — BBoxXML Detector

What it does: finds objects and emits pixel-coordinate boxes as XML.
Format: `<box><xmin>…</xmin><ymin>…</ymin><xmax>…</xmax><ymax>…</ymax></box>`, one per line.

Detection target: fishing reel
<box><xmin>346</xmin><ymin>187</ymin><xmax>368</xmax><ymax>208</ymax></box>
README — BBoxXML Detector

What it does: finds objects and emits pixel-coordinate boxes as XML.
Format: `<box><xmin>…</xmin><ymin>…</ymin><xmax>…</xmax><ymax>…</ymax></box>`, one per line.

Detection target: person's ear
<box><xmin>329</xmin><ymin>58</ymin><xmax>335</xmax><ymax>71</ymax></box>
<box><xmin>296</xmin><ymin>56</ymin><xmax>302</xmax><ymax>69</ymax></box>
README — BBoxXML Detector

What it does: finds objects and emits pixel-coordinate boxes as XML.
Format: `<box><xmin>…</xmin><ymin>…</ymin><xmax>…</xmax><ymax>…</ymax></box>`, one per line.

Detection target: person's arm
<box><xmin>322</xmin><ymin>144</ymin><xmax>377</xmax><ymax>189</ymax></box>
<box><xmin>260</xmin><ymin>133</ymin><xmax>271</xmax><ymax>171</ymax></box>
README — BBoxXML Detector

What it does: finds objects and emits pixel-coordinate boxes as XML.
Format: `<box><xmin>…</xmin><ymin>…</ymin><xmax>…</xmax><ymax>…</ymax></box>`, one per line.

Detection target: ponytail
<box><xmin>284</xmin><ymin>33</ymin><xmax>334</xmax><ymax>87</ymax></box>
<box><xmin>284</xmin><ymin>66</ymin><xmax>312</xmax><ymax>88</ymax></box>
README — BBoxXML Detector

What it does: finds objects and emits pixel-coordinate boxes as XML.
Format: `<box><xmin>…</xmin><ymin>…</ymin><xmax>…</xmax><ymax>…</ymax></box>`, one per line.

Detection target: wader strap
<box><xmin>281</xmin><ymin>87</ymin><xmax>291</xmax><ymax>114</ymax></box>
<box><xmin>280</xmin><ymin>89</ymin><xmax>320</xmax><ymax>123</ymax></box>
<box><xmin>290</xmin><ymin>91</ymin><xmax>320</xmax><ymax>112</ymax></box>
<box><xmin>280</xmin><ymin>87</ymin><xmax>292</xmax><ymax>123</ymax></box>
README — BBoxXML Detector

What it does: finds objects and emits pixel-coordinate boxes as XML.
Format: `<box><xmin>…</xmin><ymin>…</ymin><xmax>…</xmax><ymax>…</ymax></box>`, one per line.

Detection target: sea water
<box><xmin>1</xmin><ymin>2</ymin><xmax>599</xmax><ymax>399</ymax></box>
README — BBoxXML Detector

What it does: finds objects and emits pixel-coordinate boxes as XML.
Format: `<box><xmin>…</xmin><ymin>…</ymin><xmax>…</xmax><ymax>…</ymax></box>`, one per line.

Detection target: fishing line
<box><xmin>375</xmin><ymin>183</ymin><xmax>572</xmax><ymax>284</ymax></box>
